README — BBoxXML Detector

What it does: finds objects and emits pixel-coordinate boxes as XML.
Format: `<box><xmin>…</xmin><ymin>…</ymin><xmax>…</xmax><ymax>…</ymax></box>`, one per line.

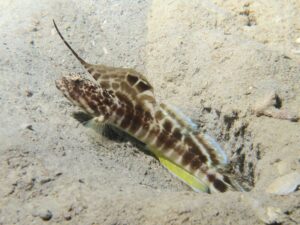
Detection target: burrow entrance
<box><xmin>195</xmin><ymin>105</ymin><xmax>260</xmax><ymax>191</ymax></box>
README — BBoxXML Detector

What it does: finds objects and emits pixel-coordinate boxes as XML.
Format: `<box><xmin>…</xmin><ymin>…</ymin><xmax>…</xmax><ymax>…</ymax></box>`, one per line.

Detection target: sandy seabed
<box><xmin>1</xmin><ymin>0</ymin><xmax>300</xmax><ymax>224</ymax></box>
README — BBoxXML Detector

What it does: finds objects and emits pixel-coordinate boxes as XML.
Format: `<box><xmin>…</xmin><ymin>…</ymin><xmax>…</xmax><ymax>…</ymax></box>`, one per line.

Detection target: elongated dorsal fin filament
<box><xmin>53</xmin><ymin>19</ymin><xmax>90</xmax><ymax>68</ymax></box>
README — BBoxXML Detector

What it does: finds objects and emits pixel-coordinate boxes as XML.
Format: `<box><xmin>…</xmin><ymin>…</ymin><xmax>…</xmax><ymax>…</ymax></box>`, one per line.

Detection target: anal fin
<box><xmin>157</xmin><ymin>155</ymin><xmax>209</xmax><ymax>193</ymax></box>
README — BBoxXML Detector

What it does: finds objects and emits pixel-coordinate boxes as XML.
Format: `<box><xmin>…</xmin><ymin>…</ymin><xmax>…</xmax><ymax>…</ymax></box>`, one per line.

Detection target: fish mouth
<box><xmin>55</xmin><ymin>75</ymin><xmax>100</xmax><ymax>112</ymax></box>
<box><xmin>55</xmin><ymin>78</ymin><xmax>66</xmax><ymax>92</ymax></box>
<box><xmin>55</xmin><ymin>77</ymin><xmax>75</xmax><ymax>105</ymax></box>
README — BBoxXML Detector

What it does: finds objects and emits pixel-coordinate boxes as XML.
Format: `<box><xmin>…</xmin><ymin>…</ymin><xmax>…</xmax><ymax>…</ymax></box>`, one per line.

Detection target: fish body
<box><xmin>54</xmin><ymin>20</ymin><xmax>241</xmax><ymax>193</ymax></box>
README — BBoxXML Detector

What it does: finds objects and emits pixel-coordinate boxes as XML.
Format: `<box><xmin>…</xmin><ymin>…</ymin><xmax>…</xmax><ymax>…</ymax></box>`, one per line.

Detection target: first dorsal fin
<box><xmin>53</xmin><ymin>20</ymin><xmax>91</xmax><ymax>69</ymax></box>
<box><xmin>52</xmin><ymin>20</ymin><xmax>154</xmax><ymax>98</ymax></box>
<box><xmin>54</xmin><ymin>20</ymin><xmax>157</xmax><ymax>115</ymax></box>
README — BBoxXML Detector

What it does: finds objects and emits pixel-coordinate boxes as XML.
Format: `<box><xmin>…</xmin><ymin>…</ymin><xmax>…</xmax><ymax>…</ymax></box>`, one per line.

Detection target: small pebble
<box><xmin>261</xmin><ymin>207</ymin><xmax>284</xmax><ymax>224</ymax></box>
<box><xmin>102</xmin><ymin>46</ymin><xmax>108</xmax><ymax>54</ymax></box>
<box><xmin>295</xmin><ymin>37</ymin><xmax>300</xmax><ymax>44</ymax></box>
<box><xmin>21</xmin><ymin>124</ymin><xmax>34</xmax><ymax>131</ymax></box>
<box><xmin>25</xmin><ymin>90</ymin><xmax>33</xmax><ymax>97</ymax></box>
<box><xmin>78</xmin><ymin>179</ymin><xmax>85</xmax><ymax>183</ymax></box>
<box><xmin>244</xmin><ymin>86</ymin><xmax>253</xmax><ymax>95</ymax></box>
<box><xmin>33</xmin><ymin>209</ymin><xmax>52</xmax><ymax>221</ymax></box>
<box><xmin>244</xmin><ymin>196</ymin><xmax>284</xmax><ymax>224</ymax></box>
<box><xmin>40</xmin><ymin>177</ymin><xmax>52</xmax><ymax>184</ymax></box>
<box><xmin>64</xmin><ymin>212</ymin><xmax>72</xmax><ymax>221</ymax></box>
<box><xmin>26</xmin><ymin>125</ymin><xmax>34</xmax><ymax>131</ymax></box>
<box><xmin>55</xmin><ymin>172</ymin><xmax>63</xmax><ymax>177</ymax></box>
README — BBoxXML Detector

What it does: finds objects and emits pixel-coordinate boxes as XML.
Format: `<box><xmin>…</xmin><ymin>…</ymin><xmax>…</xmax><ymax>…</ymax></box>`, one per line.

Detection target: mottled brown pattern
<box><xmin>100</xmin><ymin>81</ymin><xmax>110</xmax><ymax>89</ymax></box>
<box><xmin>127</xmin><ymin>74</ymin><xmax>139</xmax><ymax>85</ymax></box>
<box><xmin>163</xmin><ymin>120</ymin><xmax>173</xmax><ymax>134</ymax></box>
<box><xmin>155</xmin><ymin>110</ymin><xmax>164</xmax><ymax>121</ymax></box>
<box><xmin>135</xmin><ymin>123</ymin><xmax>149</xmax><ymax>139</ymax></box>
<box><xmin>112</xmin><ymin>83</ymin><xmax>120</xmax><ymax>90</ymax></box>
<box><xmin>137</xmin><ymin>95</ymin><xmax>156</xmax><ymax>104</ymax></box>
<box><xmin>116</xmin><ymin>107</ymin><xmax>125</xmax><ymax>117</ymax></box>
<box><xmin>86</xmin><ymin>98</ymin><xmax>99</xmax><ymax>112</ymax></box>
<box><xmin>213</xmin><ymin>179</ymin><xmax>227</xmax><ymax>192</ymax></box>
<box><xmin>156</xmin><ymin>131</ymin><xmax>168</xmax><ymax>148</ymax></box>
<box><xmin>182</xmin><ymin>151</ymin><xmax>195</xmax><ymax>165</ymax></box>
<box><xmin>223</xmin><ymin>175</ymin><xmax>232</xmax><ymax>186</ymax></box>
<box><xmin>146</xmin><ymin>126</ymin><xmax>160</xmax><ymax>142</ymax></box>
<box><xmin>102</xmin><ymin>74</ymin><xmax>116</xmax><ymax>80</ymax></box>
<box><xmin>54</xmin><ymin>20</ymin><xmax>238</xmax><ymax>193</ymax></box>
<box><xmin>196</xmin><ymin>134</ymin><xmax>220</xmax><ymax>166</ymax></box>
<box><xmin>207</xmin><ymin>174</ymin><xmax>216</xmax><ymax>182</ymax></box>
<box><xmin>171</xmin><ymin>128</ymin><xmax>182</xmax><ymax>140</ymax></box>
<box><xmin>120</xmin><ymin>112</ymin><xmax>132</xmax><ymax>129</ymax></box>
<box><xmin>115</xmin><ymin>92</ymin><xmax>134</xmax><ymax>108</ymax></box>
<box><xmin>121</xmin><ymin>81</ymin><xmax>137</xmax><ymax>97</ymax></box>
<box><xmin>136</xmin><ymin>81</ymin><xmax>152</xmax><ymax>92</ymax></box>
<box><xmin>143</xmin><ymin>111</ymin><xmax>153</xmax><ymax>123</ymax></box>
<box><xmin>160</xmin><ymin>104</ymin><xmax>185</xmax><ymax>128</ymax></box>
<box><xmin>173</xmin><ymin>146</ymin><xmax>185</xmax><ymax>155</ymax></box>
<box><xmin>129</xmin><ymin>107</ymin><xmax>144</xmax><ymax>133</ymax></box>
<box><xmin>87</xmin><ymin>67</ymin><xmax>94</xmax><ymax>73</ymax></box>
<box><xmin>162</xmin><ymin>135</ymin><xmax>177</xmax><ymax>150</ymax></box>
<box><xmin>93</xmin><ymin>73</ymin><xmax>101</xmax><ymax>80</ymax></box>
<box><xmin>55</xmin><ymin>76</ymin><xmax>114</xmax><ymax>119</ymax></box>
<box><xmin>185</xmin><ymin>136</ymin><xmax>208</xmax><ymax>163</ymax></box>
<box><xmin>190</xmin><ymin>157</ymin><xmax>202</xmax><ymax>170</ymax></box>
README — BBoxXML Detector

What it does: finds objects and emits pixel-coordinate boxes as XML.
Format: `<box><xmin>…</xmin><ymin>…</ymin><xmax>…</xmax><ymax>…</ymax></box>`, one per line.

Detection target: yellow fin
<box><xmin>157</xmin><ymin>155</ymin><xmax>209</xmax><ymax>193</ymax></box>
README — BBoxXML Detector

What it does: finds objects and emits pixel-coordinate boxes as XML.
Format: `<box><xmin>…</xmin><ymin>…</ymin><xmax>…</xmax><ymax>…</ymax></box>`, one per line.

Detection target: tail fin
<box><xmin>53</xmin><ymin>20</ymin><xmax>91</xmax><ymax>68</ymax></box>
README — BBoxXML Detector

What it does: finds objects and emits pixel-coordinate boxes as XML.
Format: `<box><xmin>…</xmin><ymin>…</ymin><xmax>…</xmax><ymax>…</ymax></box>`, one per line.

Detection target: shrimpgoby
<box><xmin>53</xmin><ymin>20</ymin><xmax>242</xmax><ymax>193</ymax></box>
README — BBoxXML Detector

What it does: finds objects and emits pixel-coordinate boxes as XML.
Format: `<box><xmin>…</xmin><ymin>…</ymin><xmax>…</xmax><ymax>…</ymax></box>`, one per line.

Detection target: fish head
<box><xmin>56</xmin><ymin>74</ymin><xmax>115</xmax><ymax>117</ymax></box>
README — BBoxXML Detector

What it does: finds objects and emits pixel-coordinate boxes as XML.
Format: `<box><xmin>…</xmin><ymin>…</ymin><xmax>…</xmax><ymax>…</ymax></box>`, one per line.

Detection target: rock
<box><xmin>252</xmin><ymin>91</ymin><xmax>299</xmax><ymax>122</ymax></box>
<box><xmin>266</xmin><ymin>172</ymin><xmax>300</xmax><ymax>195</ymax></box>
<box><xmin>33</xmin><ymin>209</ymin><xmax>53</xmax><ymax>221</ymax></box>
<box><xmin>25</xmin><ymin>90</ymin><xmax>33</xmax><ymax>97</ymax></box>
<box><xmin>244</xmin><ymin>195</ymin><xmax>285</xmax><ymax>224</ymax></box>
<box><xmin>40</xmin><ymin>177</ymin><xmax>52</xmax><ymax>184</ymax></box>
<box><xmin>64</xmin><ymin>212</ymin><xmax>72</xmax><ymax>221</ymax></box>
<box><xmin>275</xmin><ymin>158</ymin><xmax>299</xmax><ymax>175</ymax></box>
<box><xmin>21</xmin><ymin>123</ymin><xmax>34</xmax><ymax>131</ymax></box>
<box><xmin>258</xmin><ymin>207</ymin><xmax>285</xmax><ymax>224</ymax></box>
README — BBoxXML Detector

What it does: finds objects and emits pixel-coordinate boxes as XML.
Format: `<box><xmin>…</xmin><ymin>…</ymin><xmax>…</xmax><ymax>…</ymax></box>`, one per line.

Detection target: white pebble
<box><xmin>103</xmin><ymin>47</ymin><xmax>108</xmax><ymax>54</ymax></box>
<box><xmin>266</xmin><ymin>171</ymin><xmax>300</xmax><ymax>195</ymax></box>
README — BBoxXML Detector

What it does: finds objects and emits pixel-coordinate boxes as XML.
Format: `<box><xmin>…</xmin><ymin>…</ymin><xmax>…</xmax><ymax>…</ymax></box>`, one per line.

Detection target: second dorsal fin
<box><xmin>160</xmin><ymin>103</ymin><xmax>228</xmax><ymax>167</ymax></box>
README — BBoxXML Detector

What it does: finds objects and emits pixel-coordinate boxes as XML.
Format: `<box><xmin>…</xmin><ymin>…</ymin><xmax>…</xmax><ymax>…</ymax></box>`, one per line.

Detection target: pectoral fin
<box><xmin>72</xmin><ymin>111</ymin><xmax>106</xmax><ymax>133</ymax></box>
